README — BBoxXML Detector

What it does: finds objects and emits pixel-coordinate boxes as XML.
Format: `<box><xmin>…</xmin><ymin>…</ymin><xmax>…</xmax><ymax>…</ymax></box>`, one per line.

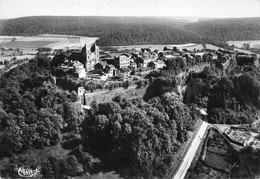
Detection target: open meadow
<box><xmin>0</xmin><ymin>34</ymin><xmax>98</xmax><ymax>49</ymax></box>
<box><xmin>0</xmin><ymin>36</ymin><xmax>23</xmax><ymax>43</ymax></box>
<box><xmin>113</xmin><ymin>43</ymin><xmax>223</xmax><ymax>51</ymax></box>
<box><xmin>1</xmin><ymin>40</ymin><xmax>58</xmax><ymax>48</ymax></box>
<box><xmin>0</xmin><ymin>55</ymin><xmax>35</xmax><ymax>62</ymax></box>
<box><xmin>227</xmin><ymin>40</ymin><xmax>260</xmax><ymax>49</ymax></box>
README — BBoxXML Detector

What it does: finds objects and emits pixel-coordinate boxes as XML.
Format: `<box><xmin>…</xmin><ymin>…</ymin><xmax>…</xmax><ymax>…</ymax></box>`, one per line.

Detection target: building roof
<box><xmin>99</xmin><ymin>61</ymin><xmax>108</xmax><ymax>67</ymax></box>
<box><xmin>109</xmin><ymin>52</ymin><xmax>124</xmax><ymax>57</ymax></box>
<box><xmin>196</xmin><ymin>108</ymin><xmax>208</xmax><ymax>115</ymax></box>
<box><xmin>120</xmin><ymin>68</ymin><xmax>131</xmax><ymax>73</ymax></box>
<box><xmin>120</xmin><ymin>53</ymin><xmax>130</xmax><ymax>57</ymax></box>
<box><xmin>73</xmin><ymin>60</ymin><xmax>84</xmax><ymax>67</ymax></box>
<box><xmin>100</xmin><ymin>54</ymin><xmax>113</xmax><ymax>59</ymax></box>
<box><xmin>118</xmin><ymin>54</ymin><xmax>130</xmax><ymax>60</ymax></box>
<box><xmin>107</xmin><ymin>64</ymin><xmax>115</xmax><ymax>69</ymax></box>
<box><xmin>130</xmin><ymin>61</ymin><xmax>137</xmax><ymax>65</ymax></box>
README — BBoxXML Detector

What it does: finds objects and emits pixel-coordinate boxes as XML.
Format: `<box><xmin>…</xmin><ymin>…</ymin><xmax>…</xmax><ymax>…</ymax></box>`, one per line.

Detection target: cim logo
<box><xmin>14</xmin><ymin>167</ymin><xmax>40</xmax><ymax>178</ymax></box>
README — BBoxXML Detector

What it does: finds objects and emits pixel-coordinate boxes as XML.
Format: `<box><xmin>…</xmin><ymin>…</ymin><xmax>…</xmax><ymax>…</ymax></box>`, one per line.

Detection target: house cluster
<box><xmin>65</xmin><ymin>44</ymin><xmax>168</xmax><ymax>81</ymax></box>
<box><xmin>96</xmin><ymin>48</ymin><xmax>162</xmax><ymax>78</ymax></box>
<box><xmin>61</xmin><ymin>43</ymin><xmax>260</xmax><ymax>82</ymax></box>
<box><xmin>224</xmin><ymin>127</ymin><xmax>260</xmax><ymax>149</ymax></box>
<box><xmin>66</xmin><ymin>45</ymin><xmax>216</xmax><ymax>81</ymax></box>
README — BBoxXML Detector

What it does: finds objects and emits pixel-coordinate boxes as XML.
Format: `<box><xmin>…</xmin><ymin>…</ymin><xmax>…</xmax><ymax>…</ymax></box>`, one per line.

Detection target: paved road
<box><xmin>4</xmin><ymin>60</ymin><xmax>29</xmax><ymax>73</ymax></box>
<box><xmin>173</xmin><ymin>121</ymin><xmax>208</xmax><ymax>179</ymax></box>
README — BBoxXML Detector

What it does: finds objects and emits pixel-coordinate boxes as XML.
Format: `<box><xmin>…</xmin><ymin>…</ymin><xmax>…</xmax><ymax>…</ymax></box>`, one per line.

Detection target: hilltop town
<box><xmin>1</xmin><ymin>0</ymin><xmax>260</xmax><ymax>172</ymax></box>
<box><xmin>1</xmin><ymin>31</ymin><xmax>260</xmax><ymax>179</ymax></box>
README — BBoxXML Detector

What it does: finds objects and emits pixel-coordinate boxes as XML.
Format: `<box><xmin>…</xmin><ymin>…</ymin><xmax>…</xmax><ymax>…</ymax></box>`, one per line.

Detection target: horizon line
<box><xmin>1</xmin><ymin>15</ymin><xmax>260</xmax><ymax>20</ymax></box>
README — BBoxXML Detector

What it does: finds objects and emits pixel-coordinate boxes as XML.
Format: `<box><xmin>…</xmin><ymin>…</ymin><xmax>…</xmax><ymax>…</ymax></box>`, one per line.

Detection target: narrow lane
<box><xmin>173</xmin><ymin>121</ymin><xmax>208</xmax><ymax>179</ymax></box>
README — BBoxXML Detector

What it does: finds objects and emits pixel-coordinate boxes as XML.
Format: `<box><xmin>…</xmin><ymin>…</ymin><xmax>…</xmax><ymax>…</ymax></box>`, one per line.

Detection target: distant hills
<box><xmin>0</xmin><ymin>16</ymin><xmax>260</xmax><ymax>46</ymax></box>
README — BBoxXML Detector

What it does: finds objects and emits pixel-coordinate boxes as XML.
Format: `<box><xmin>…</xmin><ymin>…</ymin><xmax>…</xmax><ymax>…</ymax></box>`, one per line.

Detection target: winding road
<box><xmin>2</xmin><ymin>60</ymin><xmax>29</xmax><ymax>75</ymax></box>
<box><xmin>173</xmin><ymin>121</ymin><xmax>208</xmax><ymax>179</ymax></box>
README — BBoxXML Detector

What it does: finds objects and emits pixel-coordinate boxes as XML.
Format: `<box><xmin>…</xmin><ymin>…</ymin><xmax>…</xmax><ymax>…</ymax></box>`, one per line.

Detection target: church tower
<box><xmin>85</xmin><ymin>43</ymin><xmax>100</xmax><ymax>72</ymax></box>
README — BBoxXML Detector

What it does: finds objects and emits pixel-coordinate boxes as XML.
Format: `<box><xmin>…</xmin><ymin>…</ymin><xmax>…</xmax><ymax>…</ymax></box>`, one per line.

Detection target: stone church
<box><xmin>85</xmin><ymin>43</ymin><xmax>100</xmax><ymax>71</ymax></box>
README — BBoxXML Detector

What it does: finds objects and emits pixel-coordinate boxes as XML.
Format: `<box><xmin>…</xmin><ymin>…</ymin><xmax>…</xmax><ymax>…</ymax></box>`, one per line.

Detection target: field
<box><xmin>113</xmin><ymin>43</ymin><xmax>223</xmax><ymax>51</ymax></box>
<box><xmin>0</xmin><ymin>34</ymin><xmax>98</xmax><ymax>50</ymax></box>
<box><xmin>187</xmin><ymin>128</ymin><xmax>239</xmax><ymax>179</ymax></box>
<box><xmin>227</xmin><ymin>40</ymin><xmax>260</xmax><ymax>49</ymax></box>
<box><xmin>203</xmin><ymin>128</ymin><xmax>237</xmax><ymax>172</ymax></box>
<box><xmin>0</xmin><ymin>36</ymin><xmax>23</xmax><ymax>43</ymax></box>
<box><xmin>235</xmin><ymin>148</ymin><xmax>260</xmax><ymax>178</ymax></box>
<box><xmin>1</xmin><ymin>41</ymin><xmax>58</xmax><ymax>48</ymax></box>
<box><xmin>0</xmin><ymin>55</ymin><xmax>35</xmax><ymax>63</ymax></box>
<box><xmin>0</xmin><ymin>54</ymin><xmax>35</xmax><ymax>59</ymax></box>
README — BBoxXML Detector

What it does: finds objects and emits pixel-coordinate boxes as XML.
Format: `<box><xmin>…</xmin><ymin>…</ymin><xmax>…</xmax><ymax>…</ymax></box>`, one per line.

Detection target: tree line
<box><xmin>184</xmin><ymin>64</ymin><xmax>260</xmax><ymax>124</ymax></box>
<box><xmin>0</xmin><ymin>55</ymin><xmax>85</xmax><ymax>157</ymax></box>
<box><xmin>0</xmin><ymin>54</ymin><xmax>201</xmax><ymax>178</ymax></box>
<box><xmin>1</xmin><ymin>16</ymin><xmax>260</xmax><ymax>46</ymax></box>
<box><xmin>82</xmin><ymin>93</ymin><xmax>198</xmax><ymax>178</ymax></box>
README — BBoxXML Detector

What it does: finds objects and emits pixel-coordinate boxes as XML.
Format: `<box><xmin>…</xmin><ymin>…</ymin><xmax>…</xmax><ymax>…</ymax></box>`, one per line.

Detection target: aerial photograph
<box><xmin>0</xmin><ymin>0</ymin><xmax>260</xmax><ymax>178</ymax></box>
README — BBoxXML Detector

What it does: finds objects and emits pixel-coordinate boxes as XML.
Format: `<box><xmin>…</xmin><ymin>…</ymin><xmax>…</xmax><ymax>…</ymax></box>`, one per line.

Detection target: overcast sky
<box><xmin>1</xmin><ymin>0</ymin><xmax>260</xmax><ymax>19</ymax></box>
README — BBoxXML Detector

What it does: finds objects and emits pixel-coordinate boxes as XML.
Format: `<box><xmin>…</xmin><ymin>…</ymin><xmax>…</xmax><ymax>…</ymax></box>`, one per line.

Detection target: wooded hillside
<box><xmin>0</xmin><ymin>16</ymin><xmax>260</xmax><ymax>46</ymax></box>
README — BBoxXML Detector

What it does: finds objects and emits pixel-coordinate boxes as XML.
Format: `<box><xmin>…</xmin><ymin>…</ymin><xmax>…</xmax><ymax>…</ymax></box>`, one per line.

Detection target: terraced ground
<box><xmin>0</xmin><ymin>35</ymin><xmax>98</xmax><ymax>49</ymax></box>
<box><xmin>2</xmin><ymin>41</ymin><xmax>58</xmax><ymax>48</ymax></box>
<box><xmin>187</xmin><ymin>128</ymin><xmax>239</xmax><ymax>179</ymax></box>
<box><xmin>230</xmin><ymin>146</ymin><xmax>260</xmax><ymax>178</ymax></box>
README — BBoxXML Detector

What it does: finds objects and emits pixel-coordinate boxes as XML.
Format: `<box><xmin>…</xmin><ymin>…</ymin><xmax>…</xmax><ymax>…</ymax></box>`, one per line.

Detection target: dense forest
<box><xmin>0</xmin><ymin>16</ymin><xmax>260</xmax><ymax>46</ymax></box>
<box><xmin>184</xmin><ymin>64</ymin><xmax>260</xmax><ymax>125</ymax></box>
<box><xmin>1</xmin><ymin>17</ymin><xmax>260</xmax><ymax>176</ymax></box>
<box><xmin>0</xmin><ymin>54</ymin><xmax>200</xmax><ymax>178</ymax></box>
<box><xmin>1</xmin><ymin>47</ymin><xmax>260</xmax><ymax>178</ymax></box>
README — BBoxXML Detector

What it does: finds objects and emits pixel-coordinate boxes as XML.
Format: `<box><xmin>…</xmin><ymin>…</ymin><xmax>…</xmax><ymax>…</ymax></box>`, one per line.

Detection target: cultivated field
<box><xmin>113</xmin><ymin>43</ymin><xmax>223</xmax><ymax>51</ymax></box>
<box><xmin>227</xmin><ymin>40</ymin><xmax>260</xmax><ymax>49</ymax></box>
<box><xmin>187</xmin><ymin>128</ymin><xmax>239</xmax><ymax>179</ymax></box>
<box><xmin>0</xmin><ymin>36</ymin><xmax>23</xmax><ymax>43</ymax></box>
<box><xmin>1</xmin><ymin>41</ymin><xmax>58</xmax><ymax>48</ymax></box>
<box><xmin>0</xmin><ymin>34</ymin><xmax>98</xmax><ymax>49</ymax></box>
<box><xmin>0</xmin><ymin>55</ymin><xmax>35</xmax><ymax>62</ymax></box>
